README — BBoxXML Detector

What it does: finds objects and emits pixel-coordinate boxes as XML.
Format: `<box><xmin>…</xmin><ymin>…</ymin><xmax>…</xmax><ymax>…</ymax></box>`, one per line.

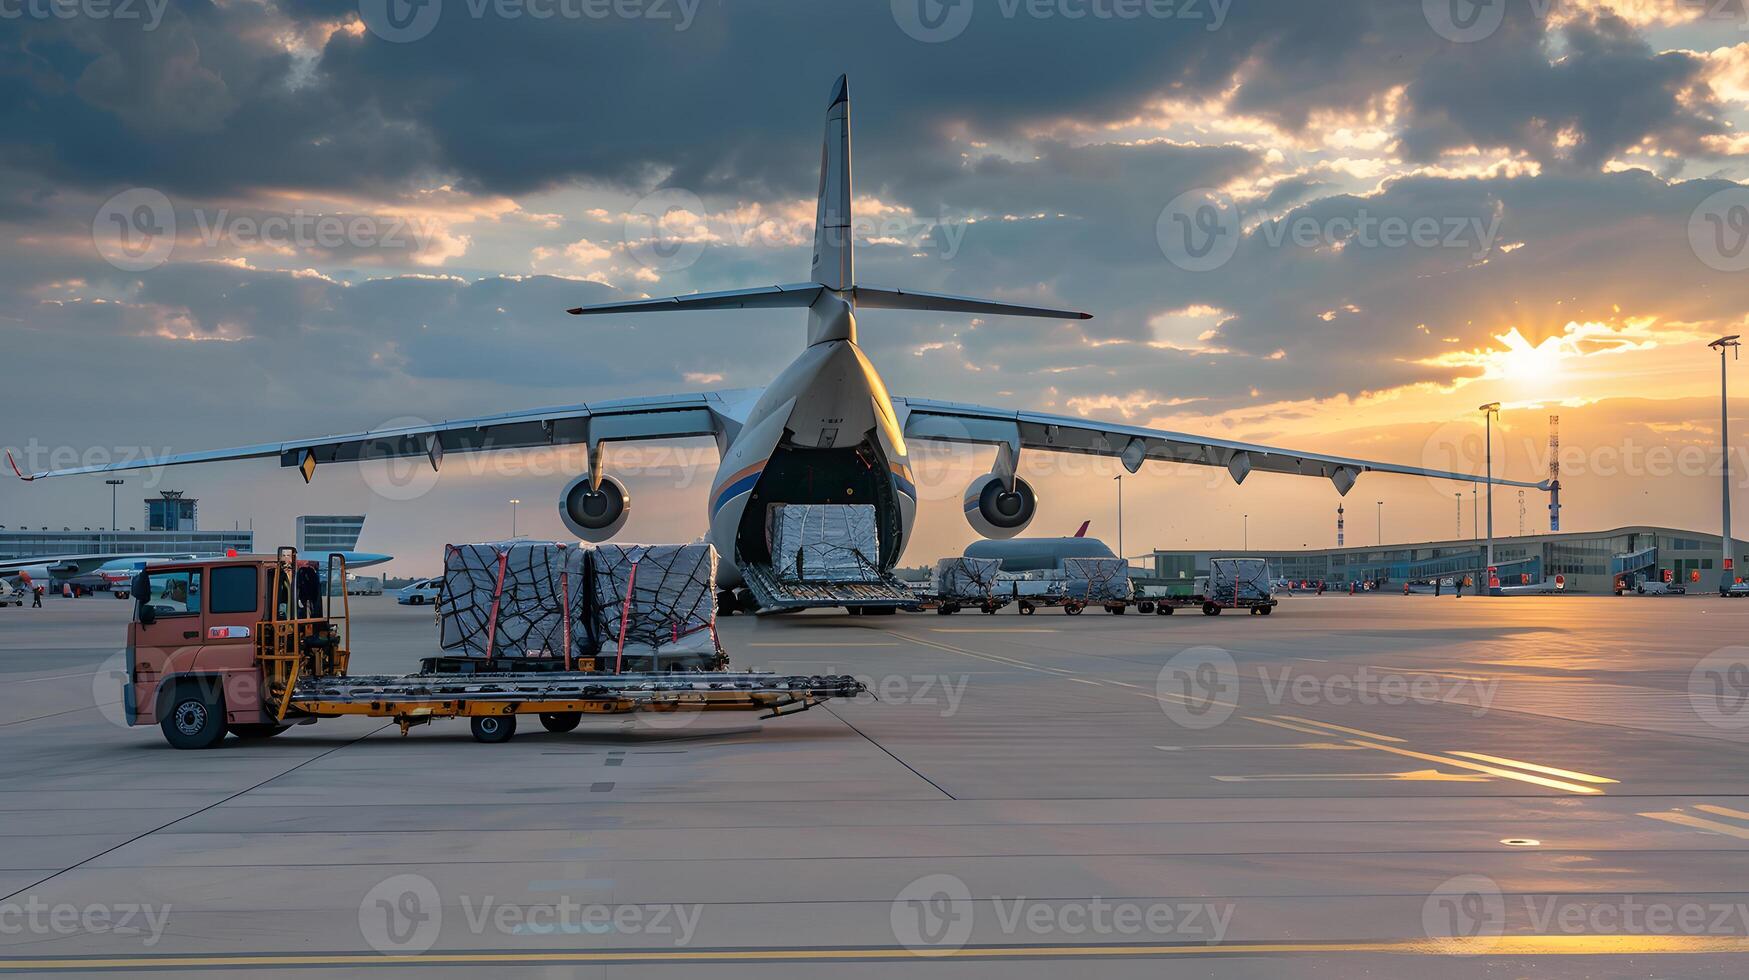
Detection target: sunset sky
<box><xmin>4</xmin><ymin>0</ymin><xmax>1749</xmax><ymax>574</ymax></box>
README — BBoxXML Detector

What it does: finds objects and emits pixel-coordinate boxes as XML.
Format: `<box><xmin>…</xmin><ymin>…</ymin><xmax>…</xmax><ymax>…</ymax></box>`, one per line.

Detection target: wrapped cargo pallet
<box><xmin>934</xmin><ymin>556</ymin><xmax>1002</xmax><ymax>600</ymax></box>
<box><xmin>1207</xmin><ymin>557</ymin><xmax>1271</xmax><ymax>603</ymax></box>
<box><xmin>590</xmin><ymin>543</ymin><xmax>722</xmax><ymax>671</ymax></box>
<box><xmin>439</xmin><ymin>542</ymin><xmax>590</xmax><ymax>662</ymax></box>
<box><xmin>768</xmin><ymin>503</ymin><xmax>881</xmax><ymax>583</ymax></box>
<box><xmin>1063</xmin><ymin>557</ymin><xmax>1134</xmax><ymax>602</ymax></box>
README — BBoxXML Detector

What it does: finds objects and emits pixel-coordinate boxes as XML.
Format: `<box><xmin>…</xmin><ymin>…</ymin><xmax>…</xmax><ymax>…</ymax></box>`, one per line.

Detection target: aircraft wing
<box><xmin>9</xmin><ymin>391</ymin><xmax>756</xmax><ymax>482</ymax></box>
<box><xmin>896</xmin><ymin>397</ymin><xmax>1550</xmax><ymax>494</ymax></box>
<box><xmin>0</xmin><ymin>553</ymin><xmax>190</xmax><ymax>577</ymax></box>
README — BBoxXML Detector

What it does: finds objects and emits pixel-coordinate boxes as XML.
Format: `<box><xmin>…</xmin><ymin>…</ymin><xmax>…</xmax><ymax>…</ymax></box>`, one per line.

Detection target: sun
<box><xmin>1493</xmin><ymin>327</ymin><xmax>1567</xmax><ymax>384</ymax></box>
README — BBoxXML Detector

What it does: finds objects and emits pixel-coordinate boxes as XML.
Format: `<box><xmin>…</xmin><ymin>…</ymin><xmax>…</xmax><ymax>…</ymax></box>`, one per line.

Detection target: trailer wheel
<box><xmin>1157</xmin><ymin>603</ymin><xmax>1174</xmax><ymax>615</ymax></box>
<box><xmin>1202</xmin><ymin>602</ymin><xmax>1220</xmax><ymax>616</ymax></box>
<box><xmin>230</xmin><ymin>724</ymin><xmax>289</xmax><ymax>740</ymax></box>
<box><xmin>981</xmin><ymin>604</ymin><xmax>997</xmax><ymax>614</ymax></box>
<box><xmin>1259</xmin><ymin>605</ymin><xmax>1274</xmax><ymax>616</ymax></box>
<box><xmin>1106</xmin><ymin>603</ymin><xmax>1126</xmax><ymax>615</ymax></box>
<box><xmin>539</xmin><ymin>712</ymin><xmax>582</xmax><ymax>733</ymax></box>
<box><xmin>1064</xmin><ymin>602</ymin><xmax>1084</xmax><ymax>615</ymax></box>
<box><xmin>1018</xmin><ymin>602</ymin><xmax>1035</xmax><ymax>615</ymax></box>
<box><xmin>160</xmin><ymin>682</ymin><xmax>227</xmax><ymax>750</ymax></box>
<box><xmin>1137</xmin><ymin>601</ymin><xmax>1155</xmax><ymax>614</ymax></box>
<box><xmin>471</xmin><ymin>715</ymin><xmax>517</xmax><ymax>743</ymax></box>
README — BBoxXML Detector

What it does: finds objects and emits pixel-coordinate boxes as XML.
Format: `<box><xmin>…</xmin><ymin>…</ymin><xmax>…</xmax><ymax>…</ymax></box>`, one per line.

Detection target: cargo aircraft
<box><xmin>12</xmin><ymin>76</ymin><xmax>1545</xmax><ymax>611</ymax></box>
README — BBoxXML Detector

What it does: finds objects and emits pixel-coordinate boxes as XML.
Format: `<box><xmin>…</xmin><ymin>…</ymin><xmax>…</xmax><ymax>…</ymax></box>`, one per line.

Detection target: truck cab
<box><xmin>127</xmin><ymin>551</ymin><xmax>347</xmax><ymax>748</ymax></box>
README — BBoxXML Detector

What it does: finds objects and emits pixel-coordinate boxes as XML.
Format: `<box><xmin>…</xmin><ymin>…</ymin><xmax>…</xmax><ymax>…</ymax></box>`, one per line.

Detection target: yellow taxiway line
<box><xmin>4</xmin><ymin>935</ymin><xmax>1748</xmax><ymax>970</ymax></box>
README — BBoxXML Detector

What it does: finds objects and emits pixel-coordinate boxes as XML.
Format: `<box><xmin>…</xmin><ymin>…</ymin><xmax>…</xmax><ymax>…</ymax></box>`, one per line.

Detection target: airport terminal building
<box><xmin>1149</xmin><ymin>526</ymin><xmax>1745</xmax><ymax>594</ymax></box>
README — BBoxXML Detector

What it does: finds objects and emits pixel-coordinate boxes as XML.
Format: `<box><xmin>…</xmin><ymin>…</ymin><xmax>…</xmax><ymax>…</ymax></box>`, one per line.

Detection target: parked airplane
<box><xmin>10</xmin><ymin>76</ymin><xmax>1546</xmax><ymax>612</ymax></box>
<box><xmin>965</xmin><ymin>521</ymin><xmax>1117</xmax><ymax>574</ymax></box>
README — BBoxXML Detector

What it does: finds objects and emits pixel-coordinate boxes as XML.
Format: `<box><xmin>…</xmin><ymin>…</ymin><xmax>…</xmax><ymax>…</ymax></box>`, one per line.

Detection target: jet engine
<box><xmin>962</xmin><ymin>473</ymin><xmax>1037</xmax><ymax>539</ymax></box>
<box><xmin>559</xmin><ymin>474</ymin><xmax>631</xmax><ymax>542</ymax></box>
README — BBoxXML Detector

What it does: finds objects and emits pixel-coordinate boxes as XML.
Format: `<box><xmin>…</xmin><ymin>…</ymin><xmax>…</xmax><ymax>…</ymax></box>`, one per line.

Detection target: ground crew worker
<box><xmin>32</xmin><ymin>586</ymin><xmax>43</xmax><ymax>608</ymax></box>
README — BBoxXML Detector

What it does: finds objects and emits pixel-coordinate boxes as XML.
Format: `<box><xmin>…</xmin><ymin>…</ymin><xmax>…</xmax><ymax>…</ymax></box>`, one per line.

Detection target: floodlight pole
<box><xmin>1712</xmin><ymin>336</ymin><xmax>1741</xmax><ymax>592</ymax></box>
<box><xmin>1480</xmin><ymin>403</ymin><xmax>1501</xmax><ymax>576</ymax></box>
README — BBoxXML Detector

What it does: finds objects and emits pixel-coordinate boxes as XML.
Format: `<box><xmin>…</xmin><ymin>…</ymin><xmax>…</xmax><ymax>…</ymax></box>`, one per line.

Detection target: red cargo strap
<box><xmin>561</xmin><ymin>568</ymin><xmax>572</xmax><ymax>670</ymax></box>
<box><xmin>483</xmin><ymin>548</ymin><xmax>510</xmax><ymax>660</ymax></box>
<box><xmin>616</xmin><ymin>560</ymin><xmax>639</xmax><ymax>674</ymax></box>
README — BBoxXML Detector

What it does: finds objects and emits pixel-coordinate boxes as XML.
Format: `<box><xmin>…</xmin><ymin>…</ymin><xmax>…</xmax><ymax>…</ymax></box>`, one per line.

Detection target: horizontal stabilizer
<box><xmin>853</xmin><ymin>285</ymin><xmax>1091</xmax><ymax>320</ymax></box>
<box><xmin>569</xmin><ymin>283</ymin><xmax>824</xmax><ymax>316</ymax></box>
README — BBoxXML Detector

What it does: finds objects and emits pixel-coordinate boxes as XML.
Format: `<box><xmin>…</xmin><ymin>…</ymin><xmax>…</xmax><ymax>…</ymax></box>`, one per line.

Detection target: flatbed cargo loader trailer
<box><xmin>125</xmin><ymin>549</ymin><xmax>864</xmax><ymax>748</ymax></box>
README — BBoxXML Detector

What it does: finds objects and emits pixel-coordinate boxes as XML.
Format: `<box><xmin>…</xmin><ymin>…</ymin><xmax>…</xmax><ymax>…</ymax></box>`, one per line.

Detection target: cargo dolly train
<box><xmin>127</xmin><ymin>546</ymin><xmax>863</xmax><ymax>749</ymax></box>
<box><xmin>918</xmin><ymin>556</ymin><xmax>1279</xmax><ymax>617</ymax></box>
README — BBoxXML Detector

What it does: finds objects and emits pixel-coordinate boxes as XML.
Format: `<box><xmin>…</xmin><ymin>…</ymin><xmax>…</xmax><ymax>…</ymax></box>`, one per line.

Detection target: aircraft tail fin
<box><xmin>1074</xmin><ymin>520</ymin><xmax>1090</xmax><ymax>538</ymax></box>
<box><xmin>569</xmin><ymin>75</ymin><xmax>1091</xmax><ymax>329</ymax></box>
<box><xmin>812</xmin><ymin>74</ymin><xmax>853</xmax><ymax>291</ymax></box>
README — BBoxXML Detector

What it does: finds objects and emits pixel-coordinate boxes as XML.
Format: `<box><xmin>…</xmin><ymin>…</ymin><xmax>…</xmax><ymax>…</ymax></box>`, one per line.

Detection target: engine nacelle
<box><xmin>962</xmin><ymin>473</ymin><xmax>1037</xmax><ymax>539</ymax></box>
<box><xmin>560</xmin><ymin>474</ymin><xmax>631</xmax><ymax>542</ymax></box>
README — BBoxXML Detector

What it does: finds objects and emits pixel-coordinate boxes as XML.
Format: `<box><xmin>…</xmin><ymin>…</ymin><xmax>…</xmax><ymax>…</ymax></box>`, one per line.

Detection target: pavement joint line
<box><xmin>0</xmin><ymin>721</ymin><xmax>397</xmax><ymax>905</ymax></box>
<box><xmin>2</xmin><ymin>936</ymin><xmax>1749</xmax><ymax>969</ymax></box>
<box><xmin>1270</xmin><ymin>715</ymin><xmax>1407</xmax><ymax>743</ymax></box>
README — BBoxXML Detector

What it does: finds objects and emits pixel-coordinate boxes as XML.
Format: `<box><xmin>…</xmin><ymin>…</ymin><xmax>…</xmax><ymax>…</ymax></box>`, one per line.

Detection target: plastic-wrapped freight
<box><xmin>439</xmin><ymin>542</ymin><xmax>589</xmax><ymax>662</ymax></box>
<box><xmin>1063</xmin><ymin>557</ymin><xmax>1134</xmax><ymax>602</ymax></box>
<box><xmin>768</xmin><ymin>504</ymin><xmax>881</xmax><ymax>583</ymax></box>
<box><xmin>934</xmin><ymin>557</ymin><xmax>1002</xmax><ymax>599</ymax></box>
<box><xmin>590</xmin><ymin>543</ymin><xmax>722</xmax><ymax>671</ymax></box>
<box><xmin>1207</xmin><ymin>557</ymin><xmax>1271</xmax><ymax>603</ymax></box>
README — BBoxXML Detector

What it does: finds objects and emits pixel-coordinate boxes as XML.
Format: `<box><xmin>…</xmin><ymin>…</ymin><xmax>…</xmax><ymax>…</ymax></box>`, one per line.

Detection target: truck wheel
<box><xmin>539</xmin><ymin>712</ymin><xmax>582</xmax><ymax>733</ymax></box>
<box><xmin>161</xmin><ymin>683</ymin><xmax>228</xmax><ymax>750</ymax></box>
<box><xmin>471</xmin><ymin>715</ymin><xmax>517</xmax><ymax>743</ymax></box>
<box><xmin>230</xmin><ymin>724</ymin><xmax>289</xmax><ymax>739</ymax></box>
<box><xmin>1202</xmin><ymin>602</ymin><xmax>1220</xmax><ymax>616</ymax></box>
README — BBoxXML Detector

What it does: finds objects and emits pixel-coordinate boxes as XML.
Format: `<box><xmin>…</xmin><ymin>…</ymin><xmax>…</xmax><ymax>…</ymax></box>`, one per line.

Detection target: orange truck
<box><xmin>127</xmin><ymin>548</ymin><xmax>862</xmax><ymax>748</ymax></box>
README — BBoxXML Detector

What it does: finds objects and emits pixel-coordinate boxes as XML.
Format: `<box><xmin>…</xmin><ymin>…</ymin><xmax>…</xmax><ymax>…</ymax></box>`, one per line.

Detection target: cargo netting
<box><xmin>767</xmin><ymin>503</ymin><xmax>882</xmax><ymax>583</ymax></box>
<box><xmin>590</xmin><ymin>543</ymin><xmax>721</xmax><ymax>671</ymax></box>
<box><xmin>934</xmin><ymin>556</ymin><xmax>1002</xmax><ymax>599</ymax></box>
<box><xmin>439</xmin><ymin>542</ymin><xmax>590</xmax><ymax>662</ymax></box>
<box><xmin>1063</xmin><ymin>557</ymin><xmax>1134</xmax><ymax>602</ymax></box>
<box><xmin>1208</xmin><ymin>558</ymin><xmax>1272</xmax><ymax>603</ymax></box>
